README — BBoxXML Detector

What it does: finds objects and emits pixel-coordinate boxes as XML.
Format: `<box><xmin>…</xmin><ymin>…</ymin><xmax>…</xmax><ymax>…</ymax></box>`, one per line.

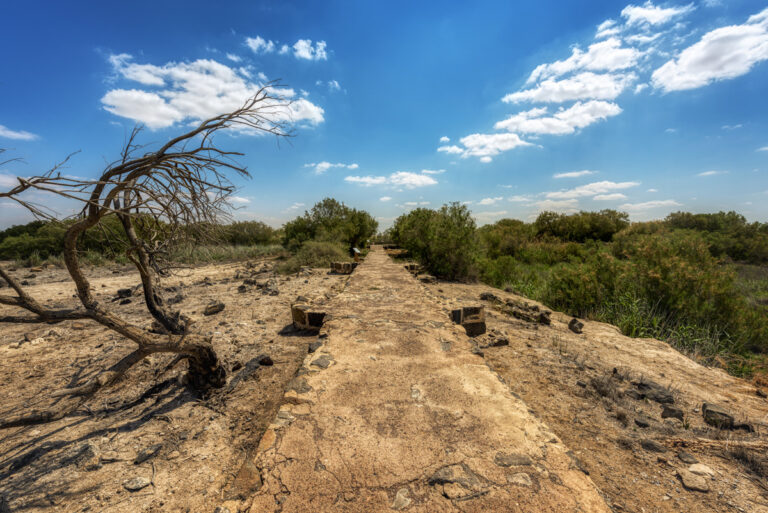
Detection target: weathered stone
<box><xmin>702</xmin><ymin>403</ymin><xmax>734</xmax><ymax>429</ymax></box>
<box><xmin>419</xmin><ymin>275</ymin><xmax>437</xmax><ymax>284</ymax></box>
<box><xmin>494</xmin><ymin>452</ymin><xmax>533</xmax><ymax>467</ymax></box>
<box><xmin>677</xmin><ymin>469</ymin><xmax>709</xmax><ymax>492</ymax></box>
<box><xmin>508</xmin><ymin>473</ymin><xmax>533</xmax><ymax>487</ymax></box>
<box><xmin>632</xmin><ymin>380</ymin><xmax>674</xmax><ymax>404</ymax></box>
<box><xmin>428</xmin><ymin>463</ymin><xmax>483</xmax><ymax>490</ymax></box>
<box><xmin>391</xmin><ymin>488</ymin><xmax>411</xmax><ymax>510</ymax></box>
<box><xmin>134</xmin><ymin>443</ymin><xmax>162</xmax><ymax>464</ymax></box>
<box><xmin>204</xmin><ymin>301</ymin><xmax>225</xmax><ymax>316</ymax></box>
<box><xmin>688</xmin><ymin>463</ymin><xmax>715</xmax><ymax>477</ymax></box>
<box><xmin>662</xmin><ymin>405</ymin><xmax>684</xmax><ymax>422</ymax></box>
<box><xmin>479</xmin><ymin>292</ymin><xmax>500</xmax><ymax>302</ymax></box>
<box><xmin>123</xmin><ymin>476</ymin><xmax>151</xmax><ymax>491</ymax></box>
<box><xmin>331</xmin><ymin>262</ymin><xmax>355</xmax><ymax>274</ymax></box>
<box><xmin>634</xmin><ymin>415</ymin><xmax>652</xmax><ymax>428</ymax></box>
<box><xmin>65</xmin><ymin>442</ymin><xmax>101</xmax><ymax>471</ymax></box>
<box><xmin>117</xmin><ymin>288</ymin><xmax>132</xmax><ymax>298</ymax></box>
<box><xmin>568</xmin><ymin>318</ymin><xmax>584</xmax><ymax>334</ymax></box>
<box><xmin>291</xmin><ymin>304</ymin><xmax>326</xmax><ymax>331</ymax></box>
<box><xmin>311</xmin><ymin>355</ymin><xmax>332</xmax><ymax>369</ymax></box>
<box><xmin>308</xmin><ymin>340</ymin><xmax>322</xmax><ymax>353</ymax></box>
<box><xmin>640</xmin><ymin>439</ymin><xmax>666</xmax><ymax>453</ymax></box>
<box><xmin>678</xmin><ymin>451</ymin><xmax>698</xmax><ymax>464</ymax></box>
<box><xmin>451</xmin><ymin>306</ymin><xmax>486</xmax><ymax>337</ymax></box>
<box><xmin>119</xmin><ymin>298</ymin><xmax>131</xmax><ymax>305</ymax></box>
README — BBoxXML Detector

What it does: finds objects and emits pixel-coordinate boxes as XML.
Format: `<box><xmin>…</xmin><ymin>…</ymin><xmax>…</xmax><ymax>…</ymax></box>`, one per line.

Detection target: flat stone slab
<box><xmin>247</xmin><ymin>246</ymin><xmax>611</xmax><ymax>512</ymax></box>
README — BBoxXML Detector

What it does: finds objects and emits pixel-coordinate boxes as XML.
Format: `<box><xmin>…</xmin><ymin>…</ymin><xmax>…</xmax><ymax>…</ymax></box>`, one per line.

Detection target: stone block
<box><xmin>451</xmin><ymin>306</ymin><xmax>486</xmax><ymax>337</ymax></box>
<box><xmin>330</xmin><ymin>262</ymin><xmax>355</xmax><ymax>274</ymax></box>
<box><xmin>291</xmin><ymin>304</ymin><xmax>326</xmax><ymax>331</ymax></box>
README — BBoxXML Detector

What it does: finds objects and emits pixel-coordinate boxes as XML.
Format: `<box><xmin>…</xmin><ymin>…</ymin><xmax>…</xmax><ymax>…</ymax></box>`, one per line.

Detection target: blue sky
<box><xmin>2</xmin><ymin>0</ymin><xmax>768</xmax><ymax>229</ymax></box>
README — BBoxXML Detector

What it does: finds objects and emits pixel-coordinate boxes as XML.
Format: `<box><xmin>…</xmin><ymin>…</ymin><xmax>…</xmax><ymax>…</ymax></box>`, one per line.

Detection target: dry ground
<box><xmin>0</xmin><ymin>252</ymin><xmax>767</xmax><ymax>513</ymax></box>
<box><xmin>0</xmin><ymin>259</ymin><xmax>348</xmax><ymax>512</ymax></box>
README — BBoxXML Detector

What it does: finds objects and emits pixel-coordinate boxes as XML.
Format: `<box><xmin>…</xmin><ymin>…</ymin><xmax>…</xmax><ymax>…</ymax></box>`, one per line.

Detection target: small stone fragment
<box><xmin>391</xmin><ymin>488</ymin><xmax>411</xmax><ymax>510</ymax></box>
<box><xmin>311</xmin><ymin>355</ymin><xmax>332</xmax><ymax>369</ymax></box>
<box><xmin>123</xmin><ymin>476</ymin><xmax>151</xmax><ymax>491</ymax></box>
<box><xmin>568</xmin><ymin>318</ymin><xmax>584</xmax><ymax>334</ymax></box>
<box><xmin>640</xmin><ymin>439</ymin><xmax>666</xmax><ymax>453</ymax></box>
<box><xmin>308</xmin><ymin>341</ymin><xmax>322</xmax><ymax>353</ymax></box>
<box><xmin>688</xmin><ymin>463</ymin><xmax>715</xmax><ymax>477</ymax></box>
<box><xmin>634</xmin><ymin>416</ymin><xmax>652</xmax><ymax>428</ymax></box>
<box><xmin>507</xmin><ymin>473</ymin><xmax>533</xmax><ymax>487</ymax></box>
<box><xmin>134</xmin><ymin>443</ymin><xmax>162</xmax><ymax>464</ymax></box>
<box><xmin>117</xmin><ymin>288</ymin><xmax>132</xmax><ymax>298</ymax></box>
<box><xmin>702</xmin><ymin>403</ymin><xmax>734</xmax><ymax>429</ymax></box>
<box><xmin>661</xmin><ymin>405</ymin><xmax>684</xmax><ymax>422</ymax></box>
<box><xmin>677</xmin><ymin>469</ymin><xmax>709</xmax><ymax>492</ymax></box>
<box><xmin>204</xmin><ymin>301</ymin><xmax>225</xmax><ymax>316</ymax></box>
<box><xmin>678</xmin><ymin>451</ymin><xmax>698</xmax><ymax>464</ymax></box>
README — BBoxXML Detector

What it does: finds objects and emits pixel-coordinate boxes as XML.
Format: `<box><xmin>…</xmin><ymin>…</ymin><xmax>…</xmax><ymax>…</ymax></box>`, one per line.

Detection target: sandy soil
<box><xmin>0</xmin><ymin>258</ymin><xmax>348</xmax><ymax>513</ymax></box>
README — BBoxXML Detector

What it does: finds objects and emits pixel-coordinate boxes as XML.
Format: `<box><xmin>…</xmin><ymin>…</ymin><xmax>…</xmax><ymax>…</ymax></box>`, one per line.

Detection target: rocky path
<box><xmin>247</xmin><ymin>246</ymin><xmax>611</xmax><ymax>512</ymax></box>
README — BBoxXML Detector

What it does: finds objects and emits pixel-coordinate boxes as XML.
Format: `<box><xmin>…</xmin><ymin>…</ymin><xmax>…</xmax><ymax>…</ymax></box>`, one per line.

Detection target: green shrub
<box><xmin>392</xmin><ymin>202</ymin><xmax>479</xmax><ymax>281</ymax></box>
<box><xmin>277</xmin><ymin>240</ymin><xmax>349</xmax><ymax>274</ymax></box>
<box><xmin>282</xmin><ymin>198</ymin><xmax>377</xmax><ymax>251</ymax></box>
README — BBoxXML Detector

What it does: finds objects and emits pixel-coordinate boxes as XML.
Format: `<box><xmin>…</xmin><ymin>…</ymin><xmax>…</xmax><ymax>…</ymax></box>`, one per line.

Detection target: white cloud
<box><xmin>553</xmin><ymin>170</ymin><xmax>597</xmax><ymax>179</ymax></box>
<box><xmin>478</xmin><ymin>197</ymin><xmax>503</xmax><ymax>205</ymax></box>
<box><xmin>697</xmin><ymin>170</ymin><xmax>728</xmax><ymax>176</ymax></box>
<box><xmin>596</xmin><ymin>19</ymin><xmax>620</xmax><ymax>39</ymax></box>
<box><xmin>283</xmin><ymin>202</ymin><xmax>305</xmax><ymax>212</ymax></box>
<box><xmin>345</xmin><ymin>171</ymin><xmax>438</xmax><ymax>189</ymax></box>
<box><xmin>279</xmin><ymin>45</ymin><xmax>290</xmax><ymax>55</ymax></box>
<box><xmin>379</xmin><ymin>196</ymin><xmax>392</xmax><ymax>202</ymax></box>
<box><xmin>421</xmin><ymin>169</ymin><xmax>445</xmax><ymax>175</ymax></box>
<box><xmin>546</xmin><ymin>180</ymin><xmax>640</xmax><ymax>199</ymax></box>
<box><xmin>473</xmin><ymin>210</ymin><xmax>508</xmax><ymax>224</ymax></box>
<box><xmin>437</xmin><ymin>145</ymin><xmax>463</xmax><ymax>154</ymax></box>
<box><xmin>647</xmin><ymin>188</ymin><xmax>658</xmax><ymax>192</ymax></box>
<box><xmin>621</xmin><ymin>2</ymin><xmax>694</xmax><ymax>27</ymax></box>
<box><xmin>526</xmin><ymin>38</ymin><xmax>642</xmax><ymax>83</ymax></box>
<box><xmin>226</xmin><ymin>53</ymin><xmax>242</xmax><ymax>63</ymax></box>
<box><xmin>0</xmin><ymin>173</ymin><xmax>19</xmax><ymax>188</ymax></box>
<box><xmin>229</xmin><ymin>196</ymin><xmax>250</xmax><ymax>204</ymax></box>
<box><xmin>458</xmin><ymin>132</ymin><xmax>533</xmax><ymax>161</ymax></box>
<box><xmin>593</xmin><ymin>193</ymin><xmax>627</xmax><ymax>200</ymax></box>
<box><xmin>665</xmin><ymin>127</ymin><xmax>678</xmax><ymax>133</ymax></box>
<box><xmin>652</xmin><ymin>8</ymin><xmax>768</xmax><ymax>92</ymax></box>
<box><xmin>495</xmin><ymin>101</ymin><xmax>622</xmax><ymax>135</ymax></box>
<box><xmin>619</xmin><ymin>199</ymin><xmax>681</xmax><ymax>211</ymax></box>
<box><xmin>246</xmin><ymin>36</ymin><xmax>276</xmax><ymax>54</ymax></box>
<box><xmin>758</xmin><ymin>146</ymin><xmax>768</xmax><ymax>152</ymax></box>
<box><xmin>403</xmin><ymin>201</ymin><xmax>431</xmax><ymax>206</ymax></box>
<box><xmin>508</xmin><ymin>195</ymin><xmax>533</xmax><ymax>202</ymax></box>
<box><xmin>293</xmin><ymin>39</ymin><xmax>328</xmax><ymax>61</ymax></box>
<box><xmin>328</xmin><ymin>80</ymin><xmax>341</xmax><ymax>91</ymax></box>
<box><xmin>506</xmin><ymin>72</ymin><xmax>636</xmax><ymax>103</ymax></box>
<box><xmin>0</xmin><ymin>124</ymin><xmax>38</xmax><ymax>141</ymax></box>
<box><xmin>305</xmin><ymin>161</ymin><xmax>358</xmax><ymax>174</ymax></box>
<box><xmin>634</xmin><ymin>83</ymin><xmax>649</xmax><ymax>94</ymax></box>
<box><xmin>534</xmin><ymin>199</ymin><xmax>579</xmax><ymax>212</ymax></box>
<box><xmin>721</xmin><ymin>124</ymin><xmax>742</xmax><ymax>130</ymax></box>
<box><xmin>439</xmin><ymin>136</ymin><xmax>450</xmax><ymax>143</ymax></box>
<box><xmin>103</xmin><ymin>55</ymin><xmax>325</xmax><ymax>130</ymax></box>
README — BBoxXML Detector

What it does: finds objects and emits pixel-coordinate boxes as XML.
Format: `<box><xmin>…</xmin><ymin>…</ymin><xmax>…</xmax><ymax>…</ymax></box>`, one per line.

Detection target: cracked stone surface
<box><xmin>246</xmin><ymin>246</ymin><xmax>611</xmax><ymax>512</ymax></box>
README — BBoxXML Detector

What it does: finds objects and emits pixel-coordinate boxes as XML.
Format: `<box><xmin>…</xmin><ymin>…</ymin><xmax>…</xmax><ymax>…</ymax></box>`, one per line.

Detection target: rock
<box><xmin>451</xmin><ymin>306</ymin><xmax>486</xmax><ymax>337</ymax></box>
<box><xmin>308</xmin><ymin>341</ymin><xmax>322</xmax><ymax>353</ymax></box>
<box><xmin>632</xmin><ymin>380</ymin><xmax>674</xmax><ymax>404</ymax></box>
<box><xmin>213</xmin><ymin>508</ymin><xmax>231</xmax><ymax>513</ymax></box>
<box><xmin>237</xmin><ymin>284</ymin><xmax>248</xmax><ymax>293</ymax></box>
<box><xmin>678</xmin><ymin>451</ymin><xmax>698</xmax><ymax>464</ymax></box>
<box><xmin>23</xmin><ymin>332</ymin><xmax>35</xmax><ymax>342</ymax></box>
<box><xmin>311</xmin><ymin>355</ymin><xmax>332</xmax><ymax>369</ymax></box>
<box><xmin>134</xmin><ymin>443</ymin><xmax>163</xmax><ymax>464</ymax></box>
<box><xmin>494</xmin><ymin>452</ymin><xmax>533</xmax><ymax>467</ymax></box>
<box><xmin>47</xmin><ymin>328</ymin><xmax>63</xmax><ymax>338</ymax></box>
<box><xmin>204</xmin><ymin>301</ymin><xmax>225</xmax><ymax>316</ymax></box>
<box><xmin>640</xmin><ymin>439</ymin><xmax>666</xmax><ymax>453</ymax></box>
<box><xmin>662</xmin><ymin>405</ymin><xmax>684</xmax><ymax>422</ymax></box>
<box><xmin>568</xmin><ymin>318</ymin><xmax>584</xmax><ymax>334</ymax></box>
<box><xmin>757</xmin><ymin>389</ymin><xmax>767</xmax><ymax>398</ymax></box>
<box><xmin>391</xmin><ymin>488</ymin><xmax>411</xmax><ymax>510</ymax></box>
<box><xmin>119</xmin><ymin>298</ymin><xmax>132</xmax><ymax>305</ymax></box>
<box><xmin>479</xmin><ymin>292</ymin><xmax>500</xmax><ymax>302</ymax></box>
<box><xmin>71</xmin><ymin>321</ymin><xmax>87</xmax><ymax>330</ymax></box>
<box><xmin>702</xmin><ymin>403</ymin><xmax>735</xmax><ymax>429</ymax></box>
<box><xmin>507</xmin><ymin>473</ymin><xmax>533</xmax><ymax>487</ymax></box>
<box><xmin>123</xmin><ymin>476</ymin><xmax>151</xmax><ymax>491</ymax></box>
<box><xmin>419</xmin><ymin>275</ymin><xmax>437</xmax><ymax>284</ymax></box>
<box><xmin>688</xmin><ymin>463</ymin><xmax>715</xmax><ymax>477</ymax></box>
<box><xmin>117</xmin><ymin>288</ymin><xmax>132</xmax><ymax>298</ymax></box>
<box><xmin>576</xmin><ymin>380</ymin><xmax>587</xmax><ymax>388</ymax></box>
<box><xmin>428</xmin><ymin>463</ymin><xmax>483</xmax><ymax>490</ymax></box>
<box><xmin>634</xmin><ymin>416</ymin><xmax>652</xmax><ymax>428</ymax></box>
<box><xmin>167</xmin><ymin>293</ymin><xmax>185</xmax><ymax>305</ymax></box>
<box><xmin>677</xmin><ymin>469</ymin><xmax>709</xmax><ymax>492</ymax></box>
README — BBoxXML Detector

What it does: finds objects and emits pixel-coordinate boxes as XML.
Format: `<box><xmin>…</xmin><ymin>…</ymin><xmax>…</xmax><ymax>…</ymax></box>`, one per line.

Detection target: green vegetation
<box><xmin>392</xmin><ymin>206</ymin><xmax>768</xmax><ymax>376</ymax></box>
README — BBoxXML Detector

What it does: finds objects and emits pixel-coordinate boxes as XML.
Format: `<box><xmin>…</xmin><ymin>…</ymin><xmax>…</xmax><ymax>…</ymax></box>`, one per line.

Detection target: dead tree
<box><xmin>0</xmin><ymin>88</ymin><xmax>292</xmax><ymax>429</ymax></box>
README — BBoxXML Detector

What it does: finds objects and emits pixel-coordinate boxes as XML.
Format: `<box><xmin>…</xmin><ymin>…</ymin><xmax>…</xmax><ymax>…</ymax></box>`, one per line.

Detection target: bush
<box><xmin>276</xmin><ymin>240</ymin><xmax>349</xmax><ymax>274</ymax></box>
<box><xmin>392</xmin><ymin>202</ymin><xmax>479</xmax><ymax>281</ymax></box>
<box><xmin>535</xmin><ymin>210</ymin><xmax>629</xmax><ymax>242</ymax></box>
<box><xmin>282</xmin><ymin>198</ymin><xmax>377</xmax><ymax>251</ymax></box>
